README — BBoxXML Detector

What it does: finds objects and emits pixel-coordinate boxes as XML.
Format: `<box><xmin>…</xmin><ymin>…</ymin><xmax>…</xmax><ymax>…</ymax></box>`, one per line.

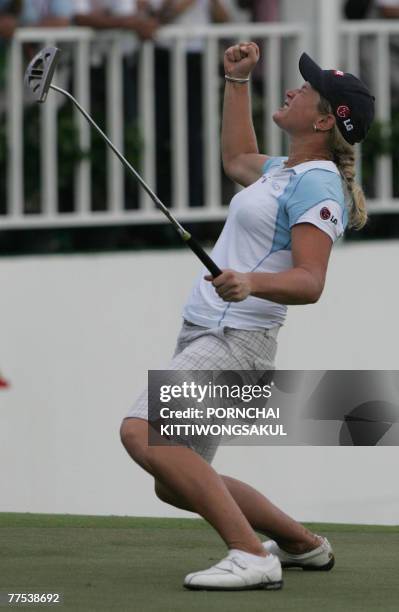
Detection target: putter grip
<box><xmin>185</xmin><ymin>235</ymin><xmax>222</xmax><ymax>278</ymax></box>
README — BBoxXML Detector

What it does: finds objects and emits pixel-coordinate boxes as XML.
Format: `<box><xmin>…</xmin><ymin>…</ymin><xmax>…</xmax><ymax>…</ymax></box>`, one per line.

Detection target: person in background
<box><xmin>372</xmin><ymin>0</ymin><xmax>399</xmax><ymax>110</ymax></box>
<box><xmin>149</xmin><ymin>0</ymin><xmax>229</xmax><ymax>24</ymax></box>
<box><xmin>343</xmin><ymin>0</ymin><xmax>374</xmax><ymax>20</ymax></box>
<box><xmin>0</xmin><ymin>0</ymin><xmax>21</xmax><ymax>40</ymax></box>
<box><xmin>139</xmin><ymin>0</ymin><xmax>231</xmax><ymax>209</ymax></box>
<box><xmin>0</xmin><ymin>0</ymin><xmax>72</xmax><ymax>40</ymax></box>
<box><xmin>72</xmin><ymin>1</ymin><xmax>158</xmax><ymax>110</ymax></box>
<box><xmin>73</xmin><ymin>0</ymin><xmax>158</xmax><ymax>40</ymax></box>
<box><xmin>236</xmin><ymin>0</ymin><xmax>279</xmax><ymax>92</ymax></box>
<box><xmin>375</xmin><ymin>0</ymin><xmax>399</xmax><ymax>18</ymax></box>
<box><xmin>236</xmin><ymin>0</ymin><xmax>278</xmax><ymax>23</ymax></box>
<box><xmin>72</xmin><ymin>1</ymin><xmax>159</xmax><ymax>211</ymax></box>
<box><xmin>0</xmin><ymin>1</ymin><xmax>73</xmax><ymax>113</ymax></box>
<box><xmin>72</xmin><ymin>0</ymin><xmax>158</xmax><ymax>126</ymax></box>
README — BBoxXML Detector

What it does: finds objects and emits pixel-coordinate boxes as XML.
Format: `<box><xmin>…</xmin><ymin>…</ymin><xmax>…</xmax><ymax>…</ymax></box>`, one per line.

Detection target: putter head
<box><xmin>24</xmin><ymin>46</ymin><xmax>60</xmax><ymax>103</ymax></box>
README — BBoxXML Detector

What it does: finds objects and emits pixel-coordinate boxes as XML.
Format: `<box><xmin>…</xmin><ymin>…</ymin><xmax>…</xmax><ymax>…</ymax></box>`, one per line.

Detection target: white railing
<box><xmin>2</xmin><ymin>23</ymin><xmax>307</xmax><ymax>228</ymax></box>
<box><xmin>1</xmin><ymin>20</ymin><xmax>399</xmax><ymax>230</ymax></box>
<box><xmin>340</xmin><ymin>20</ymin><xmax>399</xmax><ymax>211</ymax></box>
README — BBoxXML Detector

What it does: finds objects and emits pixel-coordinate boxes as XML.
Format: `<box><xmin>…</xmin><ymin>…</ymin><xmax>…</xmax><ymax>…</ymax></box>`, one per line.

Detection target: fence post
<box><xmin>6</xmin><ymin>38</ymin><xmax>23</xmax><ymax>219</ymax></box>
<box><xmin>318</xmin><ymin>0</ymin><xmax>340</xmax><ymax>67</ymax></box>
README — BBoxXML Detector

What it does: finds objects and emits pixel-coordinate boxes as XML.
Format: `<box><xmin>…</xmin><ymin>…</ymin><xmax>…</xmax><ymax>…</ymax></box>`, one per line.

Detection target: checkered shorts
<box><xmin>125</xmin><ymin>320</ymin><xmax>279</xmax><ymax>463</ymax></box>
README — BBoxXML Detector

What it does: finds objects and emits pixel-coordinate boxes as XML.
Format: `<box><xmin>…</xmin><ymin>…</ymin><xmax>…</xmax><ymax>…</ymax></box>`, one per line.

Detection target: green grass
<box><xmin>1</xmin><ymin>514</ymin><xmax>398</xmax><ymax>612</ymax></box>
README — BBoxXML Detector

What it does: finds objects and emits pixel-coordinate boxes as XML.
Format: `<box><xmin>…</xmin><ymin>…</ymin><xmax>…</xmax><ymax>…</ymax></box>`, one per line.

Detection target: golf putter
<box><xmin>24</xmin><ymin>46</ymin><xmax>222</xmax><ymax>278</ymax></box>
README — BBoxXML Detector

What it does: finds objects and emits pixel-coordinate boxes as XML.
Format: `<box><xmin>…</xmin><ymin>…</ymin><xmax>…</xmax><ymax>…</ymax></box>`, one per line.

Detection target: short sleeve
<box><xmin>285</xmin><ymin>169</ymin><xmax>346</xmax><ymax>243</ymax></box>
<box><xmin>293</xmin><ymin>199</ymin><xmax>345</xmax><ymax>242</ymax></box>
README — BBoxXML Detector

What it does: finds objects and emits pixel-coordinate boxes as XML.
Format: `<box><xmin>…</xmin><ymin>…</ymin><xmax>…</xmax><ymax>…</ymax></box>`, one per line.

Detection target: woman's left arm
<box><xmin>205</xmin><ymin>224</ymin><xmax>333</xmax><ymax>304</ymax></box>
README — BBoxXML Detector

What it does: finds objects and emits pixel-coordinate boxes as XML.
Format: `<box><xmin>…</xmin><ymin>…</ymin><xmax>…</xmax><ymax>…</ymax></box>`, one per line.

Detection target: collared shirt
<box><xmin>183</xmin><ymin>158</ymin><xmax>347</xmax><ymax>330</ymax></box>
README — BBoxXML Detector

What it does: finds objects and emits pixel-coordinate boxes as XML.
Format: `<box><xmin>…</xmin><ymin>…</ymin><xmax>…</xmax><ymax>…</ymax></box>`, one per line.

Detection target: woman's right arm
<box><xmin>222</xmin><ymin>42</ymin><xmax>268</xmax><ymax>187</ymax></box>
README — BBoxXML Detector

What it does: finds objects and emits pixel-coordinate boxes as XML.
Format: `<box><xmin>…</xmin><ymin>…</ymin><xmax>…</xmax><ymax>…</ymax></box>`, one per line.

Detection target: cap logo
<box><xmin>343</xmin><ymin>118</ymin><xmax>354</xmax><ymax>132</ymax></box>
<box><xmin>337</xmin><ymin>105</ymin><xmax>351</xmax><ymax>119</ymax></box>
<box><xmin>334</xmin><ymin>70</ymin><xmax>344</xmax><ymax>77</ymax></box>
<box><xmin>320</xmin><ymin>207</ymin><xmax>331</xmax><ymax>221</ymax></box>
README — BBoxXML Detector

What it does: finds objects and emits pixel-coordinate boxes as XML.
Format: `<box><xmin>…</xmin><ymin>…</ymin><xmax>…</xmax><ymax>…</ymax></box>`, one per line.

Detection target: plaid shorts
<box><xmin>125</xmin><ymin>320</ymin><xmax>280</xmax><ymax>463</ymax></box>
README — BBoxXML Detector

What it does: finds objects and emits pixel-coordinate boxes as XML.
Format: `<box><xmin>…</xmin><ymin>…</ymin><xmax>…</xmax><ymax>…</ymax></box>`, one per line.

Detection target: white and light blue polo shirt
<box><xmin>183</xmin><ymin>158</ymin><xmax>348</xmax><ymax>330</ymax></box>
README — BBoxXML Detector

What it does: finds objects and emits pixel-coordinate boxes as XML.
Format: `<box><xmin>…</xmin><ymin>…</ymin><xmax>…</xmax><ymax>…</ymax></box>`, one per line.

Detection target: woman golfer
<box><xmin>120</xmin><ymin>42</ymin><xmax>374</xmax><ymax>591</ymax></box>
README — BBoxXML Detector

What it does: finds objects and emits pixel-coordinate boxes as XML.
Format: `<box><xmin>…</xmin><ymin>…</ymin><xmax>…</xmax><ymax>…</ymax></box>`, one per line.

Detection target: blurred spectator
<box><xmin>375</xmin><ymin>0</ymin><xmax>399</xmax><ymax>110</ymax></box>
<box><xmin>0</xmin><ymin>1</ymin><xmax>73</xmax><ymax>110</ymax></box>
<box><xmin>0</xmin><ymin>0</ymin><xmax>20</xmax><ymax>40</ymax></box>
<box><xmin>376</xmin><ymin>0</ymin><xmax>399</xmax><ymax>18</ymax></box>
<box><xmin>344</xmin><ymin>0</ymin><xmax>374</xmax><ymax>19</ymax></box>
<box><xmin>235</xmin><ymin>0</ymin><xmax>279</xmax><ymax>101</ymax></box>
<box><xmin>73</xmin><ymin>0</ymin><xmax>158</xmax><ymax>41</ymax></box>
<box><xmin>149</xmin><ymin>0</ymin><xmax>229</xmax><ymax>26</ymax></box>
<box><xmin>236</xmin><ymin>0</ymin><xmax>278</xmax><ymax>22</ymax></box>
<box><xmin>0</xmin><ymin>0</ymin><xmax>72</xmax><ymax>40</ymax></box>
<box><xmin>141</xmin><ymin>0</ymin><xmax>231</xmax><ymax>208</ymax></box>
<box><xmin>72</xmin><ymin>1</ymin><xmax>158</xmax><ymax>116</ymax></box>
<box><xmin>20</xmin><ymin>0</ymin><xmax>72</xmax><ymax>26</ymax></box>
<box><xmin>72</xmin><ymin>2</ymin><xmax>159</xmax><ymax>212</ymax></box>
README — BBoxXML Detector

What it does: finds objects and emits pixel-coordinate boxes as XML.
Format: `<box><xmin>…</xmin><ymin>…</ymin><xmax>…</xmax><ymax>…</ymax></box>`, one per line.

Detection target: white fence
<box><xmin>1</xmin><ymin>20</ymin><xmax>399</xmax><ymax>230</ymax></box>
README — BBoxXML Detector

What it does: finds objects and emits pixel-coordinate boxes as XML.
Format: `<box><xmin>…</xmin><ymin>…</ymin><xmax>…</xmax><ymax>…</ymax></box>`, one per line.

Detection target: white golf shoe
<box><xmin>183</xmin><ymin>549</ymin><xmax>283</xmax><ymax>591</ymax></box>
<box><xmin>262</xmin><ymin>536</ymin><xmax>335</xmax><ymax>571</ymax></box>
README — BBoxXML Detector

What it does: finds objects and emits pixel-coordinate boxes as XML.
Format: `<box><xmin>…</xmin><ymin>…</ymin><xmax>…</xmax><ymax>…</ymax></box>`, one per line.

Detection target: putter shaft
<box><xmin>49</xmin><ymin>84</ymin><xmax>222</xmax><ymax>278</ymax></box>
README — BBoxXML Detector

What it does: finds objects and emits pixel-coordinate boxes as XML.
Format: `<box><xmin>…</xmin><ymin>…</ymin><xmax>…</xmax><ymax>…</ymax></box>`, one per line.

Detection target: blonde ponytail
<box><xmin>319</xmin><ymin>97</ymin><xmax>368</xmax><ymax>230</ymax></box>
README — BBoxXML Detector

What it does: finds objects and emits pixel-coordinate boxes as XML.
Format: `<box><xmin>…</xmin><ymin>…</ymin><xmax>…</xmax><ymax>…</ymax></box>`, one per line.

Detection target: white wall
<box><xmin>1</xmin><ymin>241</ymin><xmax>399</xmax><ymax>524</ymax></box>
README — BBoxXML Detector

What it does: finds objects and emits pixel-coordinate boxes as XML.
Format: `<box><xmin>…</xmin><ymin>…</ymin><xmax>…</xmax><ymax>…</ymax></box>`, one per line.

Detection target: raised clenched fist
<box><xmin>224</xmin><ymin>42</ymin><xmax>260</xmax><ymax>80</ymax></box>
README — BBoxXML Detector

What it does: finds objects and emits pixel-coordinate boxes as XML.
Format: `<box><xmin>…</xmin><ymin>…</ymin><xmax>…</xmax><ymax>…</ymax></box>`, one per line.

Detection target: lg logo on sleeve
<box><xmin>320</xmin><ymin>207</ymin><xmax>338</xmax><ymax>225</ymax></box>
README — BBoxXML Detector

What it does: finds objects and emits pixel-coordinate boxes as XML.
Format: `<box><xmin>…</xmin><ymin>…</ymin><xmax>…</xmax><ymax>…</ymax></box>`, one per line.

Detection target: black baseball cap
<box><xmin>299</xmin><ymin>52</ymin><xmax>375</xmax><ymax>145</ymax></box>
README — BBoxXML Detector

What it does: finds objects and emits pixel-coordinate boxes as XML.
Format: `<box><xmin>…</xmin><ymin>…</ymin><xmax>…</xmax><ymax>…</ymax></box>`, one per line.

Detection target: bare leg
<box><xmin>154</xmin><ymin>474</ymin><xmax>320</xmax><ymax>554</ymax></box>
<box><xmin>120</xmin><ymin>418</ymin><xmax>266</xmax><ymax>556</ymax></box>
<box><xmin>221</xmin><ymin>475</ymin><xmax>321</xmax><ymax>553</ymax></box>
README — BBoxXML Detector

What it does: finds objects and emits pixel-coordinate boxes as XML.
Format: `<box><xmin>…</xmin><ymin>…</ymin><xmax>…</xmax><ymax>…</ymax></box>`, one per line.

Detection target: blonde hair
<box><xmin>318</xmin><ymin>97</ymin><xmax>367</xmax><ymax>230</ymax></box>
